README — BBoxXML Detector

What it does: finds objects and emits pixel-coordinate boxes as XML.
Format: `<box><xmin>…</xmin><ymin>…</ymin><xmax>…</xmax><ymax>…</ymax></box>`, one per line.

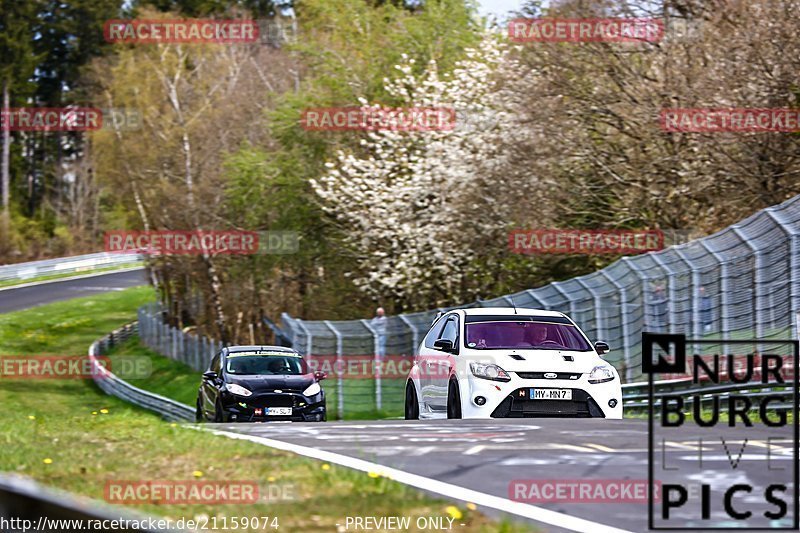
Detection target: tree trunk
<box><xmin>1</xmin><ymin>79</ymin><xmax>11</xmax><ymax>241</ymax></box>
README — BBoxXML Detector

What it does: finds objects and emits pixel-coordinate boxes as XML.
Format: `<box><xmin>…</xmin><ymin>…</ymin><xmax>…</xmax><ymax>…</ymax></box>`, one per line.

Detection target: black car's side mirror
<box><xmin>433</xmin><ymin>339</ymin><xmax>455</xmax><ymax>353</ymax></box>
<box><xmin>202</xmin><ymin>370</ymin><xmax>218</xmax><ymax>380</ymax></box>
<box><xmin>314</xmin><ymin>371</ymin><xmax>328</xmax><ymax>381</ymax></box>
<box><xmin>594</xmin><ymin>341</ymin><xmax>610</xmax><ymax>355</ymax></box>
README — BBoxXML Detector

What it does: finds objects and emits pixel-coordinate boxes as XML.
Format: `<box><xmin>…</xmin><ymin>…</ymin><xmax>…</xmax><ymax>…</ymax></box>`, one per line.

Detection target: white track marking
<box><xmin>463</xmin><ymin>445</ymin><xmax>485</xmax><ymax>455</ymax></box>
<box><xmin>585</xmin><ymin>443</ymin><xmax>616</xmax><ymax>452</ymax></box>
<box><xmin>200</xmin><ymin>426</ymin><xmax>634</xmax><ymax>533</ymax></box>
<box><xmin>549</xmin><ymin>443</ymin><xmax>597</xmax><ymax>452</ymax></box>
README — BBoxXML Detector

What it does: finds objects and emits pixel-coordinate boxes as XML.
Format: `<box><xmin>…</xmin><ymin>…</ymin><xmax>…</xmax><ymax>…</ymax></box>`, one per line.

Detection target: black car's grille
<box><xmin>248</xmin><ymin>394</ymin><xmax>296</xmax><ymax>408</ymax></box>
<box><xmin>516</xmin><ymin>372</ymin><xmax>582</xmax><ymax>380</ymax></box>
<box><xmin>491</xmin><ymin>388</ymin><xmax>604</xmax><ymax>418</ymax></box>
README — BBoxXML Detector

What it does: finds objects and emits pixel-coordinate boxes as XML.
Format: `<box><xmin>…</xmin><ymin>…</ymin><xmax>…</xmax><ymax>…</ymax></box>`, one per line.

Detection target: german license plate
<box><xmin>266</xmin><ymin>407</ymin><xmax>292</xmax><ymax>416</ymax></box>
<box><xmin>530</xmin><ymin>389</ymin><xmax>572</xmax><ymax>400</ymax></box>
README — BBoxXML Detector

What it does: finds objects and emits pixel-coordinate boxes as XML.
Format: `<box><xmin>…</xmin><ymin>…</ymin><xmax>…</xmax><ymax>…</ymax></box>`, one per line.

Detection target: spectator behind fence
<box><xmin>698</xmin><ymin>286</ymin><xmax>713</xmax><ymax>333</ymax></box>
<box><xmin>651</xmin><ymin>283</ymin><xmax>668</xmax><ymax>330</ymax></box>
<box><xmin>371</xmin><ymin>307</ymin><xmax>387</xmax><ymax>357</ymax></box>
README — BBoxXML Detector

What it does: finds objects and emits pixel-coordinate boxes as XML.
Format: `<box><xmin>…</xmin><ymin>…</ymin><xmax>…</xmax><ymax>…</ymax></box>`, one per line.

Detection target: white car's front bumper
<box><xmin>459</xmin><ymin>373</ymin><xmax>623</xmax><ymax>419</ymax></box>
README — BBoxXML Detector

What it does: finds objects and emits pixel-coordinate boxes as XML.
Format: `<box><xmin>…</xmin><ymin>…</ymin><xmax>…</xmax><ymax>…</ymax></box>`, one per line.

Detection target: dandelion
<box><xmin>192</xmin><ymin>470</ymin><xmax>203</xmax><ymax>478</ymax></box>
<box><xmin>367</xmin><ymin>471</ymin><xmax>380</xmax><ymax>479</ymax></box>
<box><xmin>170</xmin><ymin>423</ymin><xmax>177</xmax><ymax>428</ymax></box>
<box><xmin>99</xmin><ymin>409</ymin><xmax>109</xmax><ymax>414</ymax></box>
<box><xmin>267</xmin><ymin>476</ymin><xmax>276</xmax><ymax>482</ymax></box>
<box><xmin>466</xmin><ymin>503</ymin><xmax>477</xmax><ymax>511</ymax></box>
<box><xmin>27</xmin><ymin>415</ymin><xmax>35</xmax><ymax>420</ymax></box>
<box><xmin>445</xmin><ymin>506</ymin><xmax>462</xmax><ymax>520</ymax></box>
<box><xmin>43</xmin><ymin>458</ymin><xmax>53</xmax><ymax>465</ymax></box>
<box><xmin>91</xmin><ymin>412</ymin><xmax>98</xmax><ymax>415</ymax></box>
<box><xmin>321</xmin><ymin>464</ymin><xmax>331</xmax><ymax>471</ymax></box>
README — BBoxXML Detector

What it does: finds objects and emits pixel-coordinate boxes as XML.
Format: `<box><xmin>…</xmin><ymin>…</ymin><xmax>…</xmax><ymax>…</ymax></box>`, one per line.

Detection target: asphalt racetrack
<box><xmin>215</xmin><ymin>418</ymin><xmax>796</xmax><ymax>532</ymax></box>
<box><xmin>0</xmin><ymin>269</ymin><xmax>148</xmax><ymax>314</ymax></box>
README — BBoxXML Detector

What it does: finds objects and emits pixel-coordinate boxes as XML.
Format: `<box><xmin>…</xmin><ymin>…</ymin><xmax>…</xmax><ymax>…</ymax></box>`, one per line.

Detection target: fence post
<box><xmin>361</xmin><ymin>319</ymin><xmax>381</xmax><ymax>413</ymax></box>
<box><xmin>324</xmin><ymin>320</ymin><xmax>345</xmax><ymax>420</ymax></box>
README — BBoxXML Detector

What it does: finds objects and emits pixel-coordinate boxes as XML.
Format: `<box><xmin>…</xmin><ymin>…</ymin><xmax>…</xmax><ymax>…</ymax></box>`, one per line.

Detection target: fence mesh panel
<box><xmin>281</xmin><ymin>194</ymin><xmax>800</xmax><ymax>401</ymax></box>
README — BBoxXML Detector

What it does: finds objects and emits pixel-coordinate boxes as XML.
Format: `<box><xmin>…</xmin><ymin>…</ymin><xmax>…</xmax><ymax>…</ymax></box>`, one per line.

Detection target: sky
<box><xmin>477</xmin><ymin>0</ymin><xmax>528</xmax><ymax>19</ymax></box>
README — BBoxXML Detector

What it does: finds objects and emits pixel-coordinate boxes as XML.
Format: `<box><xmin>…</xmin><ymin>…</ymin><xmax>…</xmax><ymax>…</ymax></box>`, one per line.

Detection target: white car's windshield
<box><xmin>465</xmin><ymin>318</ymin><xmax>592</xmax><ymax>351</ymax></box>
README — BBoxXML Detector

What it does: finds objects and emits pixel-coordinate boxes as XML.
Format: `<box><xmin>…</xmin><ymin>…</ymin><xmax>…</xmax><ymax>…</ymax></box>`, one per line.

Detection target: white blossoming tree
<box><xmin>312</xmin><ymin>33</ymin><xmax>524</xmax><ymax>309</ymax></box>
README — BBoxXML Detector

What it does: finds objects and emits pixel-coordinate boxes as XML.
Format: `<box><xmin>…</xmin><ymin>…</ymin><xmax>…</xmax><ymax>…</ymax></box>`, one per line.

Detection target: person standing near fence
<box><xmin>371</xmin><ymin>307</ymin><xmax>387</xmax><ymax>357</ymax></box>
<box><xmin>651</xmin><ymin>283</ymin><xmax>668</xmax><ymax>330</ymax></box>
<box><xmin>698</xmin><ymin>286</ymin><xmax>713</xmax><ymax>333</ymax></box>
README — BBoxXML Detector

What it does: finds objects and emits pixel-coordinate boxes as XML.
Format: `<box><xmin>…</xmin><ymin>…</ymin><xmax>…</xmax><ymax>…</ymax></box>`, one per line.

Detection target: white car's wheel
<box><xmin>447</xmin><ymin>378</ymin><xmax>462</xmax><ymax>419</ymax></box>
<box><xmin>404</xmin><ymin>381</ymin><xmax>419</xmax><ymax>420</ymax></box>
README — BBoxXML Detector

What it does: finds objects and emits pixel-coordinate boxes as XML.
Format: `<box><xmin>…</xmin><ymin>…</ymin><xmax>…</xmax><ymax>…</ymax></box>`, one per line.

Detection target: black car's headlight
<box><xmin>470</xmin><ymin>362</ymin><xmax>511</xmax><ymax>382</ymax></box>
<box><xmin>588</xmin><ymin>365</ymin><xmax>615</xmax><ymax>384</ymax></box>
<box><xmin>302</xmin><ymin>382</ymin><xmax>321</xmax><ymax>396</ymax></box>
<box><xmin>225</xmin><ymin>383</ymin><xmax>253</xmax><ymax>396</ymax></box>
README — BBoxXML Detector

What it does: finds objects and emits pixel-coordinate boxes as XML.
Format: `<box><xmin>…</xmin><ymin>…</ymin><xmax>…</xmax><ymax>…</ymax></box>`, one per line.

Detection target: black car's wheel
<box><xmin>213</xmin><ymin>399</ymin><xmax>225</xmax><ymax>423</ymax></box>
<box><xmin>405</xmin><ymin>380</ymin><xmax>419</xmax><ymax>420</ymax></box>
<box><xmin>447</xmin><ymin>378</ymin><xmax>462</xmax><ymax>419</ymax></box>
<box><xmin>195</xmin><ymin>397</ymin><xmax>204</xmax><ymax>422</ymax></box>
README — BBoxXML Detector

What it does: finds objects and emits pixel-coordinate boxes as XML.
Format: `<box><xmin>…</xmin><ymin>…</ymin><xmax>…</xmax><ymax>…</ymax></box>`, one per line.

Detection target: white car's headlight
<box><xmin>588</xmin><ymin>365</ymin><xmax>615</xmax><ymax>384</ymax></box>
<box><xmin>470</xmin><ymin>362</ymin><xmax>511</xmax><ymax>382</ymax></box>
<box><xmin>225</xmin><ymin>383</ymin><xmax>253</xmax><ymax>396</ymax></box>
<box><xmin>303</xmin><ymin>382</ymin><xmax>322</xmax><ymax>396</ymax></box>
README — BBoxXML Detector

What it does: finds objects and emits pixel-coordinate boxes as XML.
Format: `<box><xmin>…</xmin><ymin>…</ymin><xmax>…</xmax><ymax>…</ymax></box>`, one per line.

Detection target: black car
<box><xmin>196</xmin><ymin>345</ymin><xmax>327</xmax><ymax>422</ymax></box>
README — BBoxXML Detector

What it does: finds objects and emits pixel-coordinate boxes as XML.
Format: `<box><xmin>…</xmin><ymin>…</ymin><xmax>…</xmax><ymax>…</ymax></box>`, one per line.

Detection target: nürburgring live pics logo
<box><xmin>643</xmin><ymin>333</ymin><xmax>799</xmax><ymax>530</ymax></box>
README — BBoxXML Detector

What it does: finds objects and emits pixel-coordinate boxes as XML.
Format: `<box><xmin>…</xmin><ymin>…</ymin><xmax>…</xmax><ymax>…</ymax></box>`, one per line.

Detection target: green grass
<box><xmin>0</xmin><ymin>287</ymin><xmax>534</xmax><ymax>532</ymax></box>
<box><xmin>0</xmin><ymin>262</ymin><xmax>143</xmax><ymax>288</ymax></box>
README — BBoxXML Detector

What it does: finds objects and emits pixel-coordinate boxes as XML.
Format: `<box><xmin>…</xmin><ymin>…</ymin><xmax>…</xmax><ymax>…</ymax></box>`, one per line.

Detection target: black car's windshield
<box><xmin>465</xmin><ymin>319</ymin><xmax>592</xmax><ymax>351</ymax></box>
<box><xmin>226</xmin><ymin>354</ymin><xmax>308</xmax><ymax>375</ymax></box>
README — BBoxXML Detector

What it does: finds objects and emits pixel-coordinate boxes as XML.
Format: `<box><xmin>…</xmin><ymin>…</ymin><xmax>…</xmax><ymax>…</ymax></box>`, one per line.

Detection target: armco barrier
<box><xmin>0</xmin><ymin>474</ymin><xmax>184</xmax><ymax>532</ymax></box>
<box><xmin>89</xmin><ymin>322</ymin><xmax>195</xmax><ymax>422</ymax></box>
<box><xmin>0</xmin><ymin>252</ymin><xmax>142</xmax><ymax>283</ymax></box>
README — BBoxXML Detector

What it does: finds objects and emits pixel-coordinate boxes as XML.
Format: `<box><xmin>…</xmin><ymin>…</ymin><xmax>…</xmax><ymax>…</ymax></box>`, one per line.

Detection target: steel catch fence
<box><xmin>281</xmin><ymin>194</ymin><xmax>800</xmax><ymax>389</ymax></box>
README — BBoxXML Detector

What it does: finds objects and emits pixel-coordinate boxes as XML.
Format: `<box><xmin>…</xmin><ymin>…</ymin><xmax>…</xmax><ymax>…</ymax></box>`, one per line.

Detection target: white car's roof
<box><xmin>461</xmin><ymin>307</ymin><xmax>566</xmax><ymax>317</ymax></box>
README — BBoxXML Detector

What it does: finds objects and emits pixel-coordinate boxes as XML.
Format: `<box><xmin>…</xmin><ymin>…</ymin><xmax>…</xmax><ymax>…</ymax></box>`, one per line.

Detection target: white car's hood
<box><xmin>462</xmin><ymin>349</ymin><xmax>607</xmax><ymax>373</ymax></box>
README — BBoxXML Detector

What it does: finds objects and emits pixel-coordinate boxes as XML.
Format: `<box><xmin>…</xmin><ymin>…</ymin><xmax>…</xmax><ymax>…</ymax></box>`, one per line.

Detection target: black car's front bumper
<box><xmin>221</xmin><ymin>391</ymin><xmax>326</xmax><ymax>422</ymax></box>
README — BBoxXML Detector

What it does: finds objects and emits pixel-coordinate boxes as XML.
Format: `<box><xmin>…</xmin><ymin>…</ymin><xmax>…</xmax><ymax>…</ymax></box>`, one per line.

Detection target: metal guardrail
<box><xmin>0</xmin><ymin>474</ymin><xmax>183</xmax><ymax>532</ymax></box>
<box><xmin>0</xmin><ymin>252</ymin><xmax>142</xmax><ymax>282</ymax></box>
<box><xmin>89</xmin><ymin>322</ymin><xmax>195</xmax><ymax>422</ymax></box>
<box><xmin>622</xmin><ymin>379</ymin><xmax>795</xmax><ymax>411</ymax></box>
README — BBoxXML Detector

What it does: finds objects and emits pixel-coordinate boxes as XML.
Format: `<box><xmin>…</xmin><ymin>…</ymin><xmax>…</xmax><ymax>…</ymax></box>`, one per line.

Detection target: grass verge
<box><xmin>0</xmin><ymin>287</ymin><xmax>533</xmax><ymax>532</ymax></box>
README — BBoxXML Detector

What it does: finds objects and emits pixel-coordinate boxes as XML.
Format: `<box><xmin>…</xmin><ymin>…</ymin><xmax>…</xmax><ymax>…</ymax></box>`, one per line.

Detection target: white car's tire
<box><xmin>404</xmin><ymin>380</ymin><xmax>419</xmax><ymax>420</ymax></box>
<box><xmin>447</xmin><ymin>378</ymin><xmax>462</xmax><ymax>419</ymax></box>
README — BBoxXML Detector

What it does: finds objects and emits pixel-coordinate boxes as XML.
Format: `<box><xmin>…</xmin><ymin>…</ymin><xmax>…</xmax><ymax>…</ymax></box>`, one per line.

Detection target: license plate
<box><xmin>530</xmin><ymin>389</ymin><xmax>572</xmax><ymax>400</ymax></box>
<box><xmin>266</xmin><ymin>407</ymin><xmax>292</xmax><ymax>416</ymax></box>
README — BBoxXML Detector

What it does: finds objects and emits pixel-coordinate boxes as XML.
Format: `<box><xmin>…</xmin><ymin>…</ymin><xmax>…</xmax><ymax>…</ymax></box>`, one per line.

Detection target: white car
<box><xmin>404</xmin><ymin>307</ymin><xmax>623</xmax><ymax>419</ymax></box>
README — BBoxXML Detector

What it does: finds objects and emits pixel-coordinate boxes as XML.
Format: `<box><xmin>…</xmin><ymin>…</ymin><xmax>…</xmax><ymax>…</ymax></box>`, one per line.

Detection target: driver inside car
<box><xmin>525</xmin><ymin>324</ymin><xmax>549</xmax><ymax>346</ymax></box>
